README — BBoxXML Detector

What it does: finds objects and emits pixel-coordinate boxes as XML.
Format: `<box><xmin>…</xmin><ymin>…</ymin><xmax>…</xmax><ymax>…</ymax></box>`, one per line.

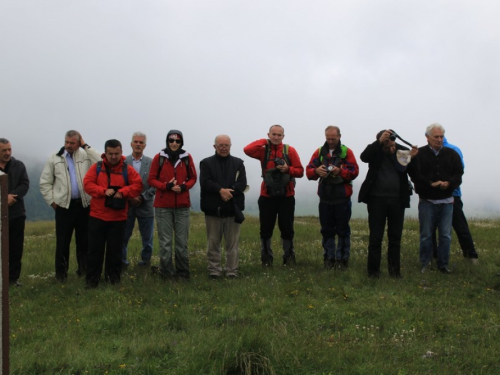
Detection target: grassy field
<box><xmin>9</xmin><ymin>214</ymin><xmax>500</xmax><ymax>374</ymax></box>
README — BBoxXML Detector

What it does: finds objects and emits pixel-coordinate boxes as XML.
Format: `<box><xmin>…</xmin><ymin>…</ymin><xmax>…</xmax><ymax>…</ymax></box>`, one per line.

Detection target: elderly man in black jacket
<box><xmin>359</xmin><ymin>130</ymin><xmax>418</xmax><ymax>278</ymax></box>
<box><xmin>408</xmin><ymin>123</ymin><xmax>463</xmax><ymax>274</ymax></box>
<box><xmin>200</xmin><ymin>135</ymin><xmax>247</xmax><ymax>279</ymax></box>
<box><xmin>0</xmin><ymin>138</ymin><xmax>30</xmax><ymax>286</ymax></box>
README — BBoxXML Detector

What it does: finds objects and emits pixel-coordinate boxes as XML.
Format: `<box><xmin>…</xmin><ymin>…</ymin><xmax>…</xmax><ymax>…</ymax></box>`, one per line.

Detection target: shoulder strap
<box><xmin>96</xmin><ymin>161</ymin><xmax>103</xmax><ymax>176</ymax></box>
<box><xmin>157</xmin><ymin>154</ymin><xmax>165</xmax><ymax>179</ymax></box>
<box><xmin>96</xmin><ymin>160</ymin><xmax>128</xmax><ymax>186</ymax></box>
<box><xmin>182</xmin><ymin>155</ymin><xmax>191</xmax><ymax>179</ymax></box>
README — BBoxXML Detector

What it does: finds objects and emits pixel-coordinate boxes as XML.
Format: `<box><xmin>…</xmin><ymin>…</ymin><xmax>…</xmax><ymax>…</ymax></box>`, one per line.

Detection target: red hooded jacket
<box><xmin>84</xmin><ymin>155</ymin><xmax>143</xmax><ymax>221</ymax></box>
<box><xmin>148</xmin><ymin>150</ymin><xmax>197</xmax><ymax>208</ymax></box>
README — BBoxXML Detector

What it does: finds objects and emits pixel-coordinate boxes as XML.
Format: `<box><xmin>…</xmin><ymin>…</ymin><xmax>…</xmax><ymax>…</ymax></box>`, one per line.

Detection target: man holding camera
<box><xmin>358</xmin><ymin>129</ymin><xmax>418</xmax><ymax>278</ymax></box>
<box><xmin>306</xmin><ymin>126</ymin><xmax>359</xmax><ymax>269</ymax></box>
<box><xmin>83</xmin><ymin>139</ymin><xmax>142</xmax><ymax>288</ymax></box>
<box><xmin>244</xmin><ymin>125</ymin><xmax>304</xmax><ymax>266</ymax></box>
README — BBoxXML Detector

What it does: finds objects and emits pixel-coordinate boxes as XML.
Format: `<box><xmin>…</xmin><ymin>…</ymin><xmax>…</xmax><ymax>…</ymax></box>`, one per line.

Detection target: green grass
<box><xmin>10</xmin><ymin>214</ymin><xmax>500</xmax><ymax>374</ymax></box>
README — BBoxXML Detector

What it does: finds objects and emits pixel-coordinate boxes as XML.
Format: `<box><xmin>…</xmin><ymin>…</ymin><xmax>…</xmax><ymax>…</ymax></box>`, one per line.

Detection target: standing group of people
<box><xmin>1</xmin><ymin>122</ymin><xmax>479</xmax><ymax>288</ymax></box>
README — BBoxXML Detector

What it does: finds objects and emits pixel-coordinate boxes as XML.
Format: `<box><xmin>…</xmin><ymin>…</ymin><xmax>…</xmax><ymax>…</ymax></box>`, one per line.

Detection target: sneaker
<box><xmin>439</xmin><ymin>267</ymin><xmax>452</xmax><ymax>274</ymax></box>
<box><xmin>283</xmin><ymin>253</ymin><xmax>296</xmax><ymax>266</ymax></box>
<box><xmin>420</xmin><ymin>263</ymin><xmax>431</xmax><ymax>274</ymax></box>
<box><xmin>324</xmin><ymin>259</ymin><xmax>335</xmax><ymax>270</ymax></box>
<box><xmin>209</xmin><ymin>274</ymin><xmax>220</xmax><ymax>280</ymax></box>
<box><xmin>138</xmin><ymin>260</ymin><xmax>150</xmax><ymax>266</ymax></box>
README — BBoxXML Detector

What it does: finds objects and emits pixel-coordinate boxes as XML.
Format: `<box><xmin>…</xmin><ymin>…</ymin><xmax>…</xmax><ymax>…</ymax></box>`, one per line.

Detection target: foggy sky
<box><xmin>1</xmin><ymin>0</ymin><xmax>499</xmax><ymax>217</ymax></box>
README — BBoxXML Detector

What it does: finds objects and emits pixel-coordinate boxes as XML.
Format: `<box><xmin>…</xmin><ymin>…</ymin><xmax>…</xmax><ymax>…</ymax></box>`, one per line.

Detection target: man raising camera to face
<box><xmin>244</xmin><ymin>125</ymin><xmax>304</xmax><ymax>267</ymax></box>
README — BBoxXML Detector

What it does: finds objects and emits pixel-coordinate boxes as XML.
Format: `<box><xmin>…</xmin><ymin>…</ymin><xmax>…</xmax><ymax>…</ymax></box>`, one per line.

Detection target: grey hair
<box><xmin>325</xmin><ymin>125</ymin><xmax>341</xmax><ymax>135</ymax></box>
<box><xmin>426</xmin><ymin>123</ymin><xmax>445</xmax><ymax>136</ymax></box>
<box><xmin>0</xmin><ymin>138</ymin><xmax>10</xmax><ymax>144</ymax></box>
<box><xmin>214</xmin><ymin>134</ymin><xmax>232</xmax><ymax>145</ymax></box>
<box><xmin>268</xmin><ymin>124</ymin><xmax>285</xmax><ymax>133</ymax></box>
<box><xmin>65</xmin><ymin>130</ymin><xmax>81</xmax><ymax>141</ymax></box>
<box><xmin>132</xmin><ymin>131</ymin><xmax>147</xmax><ymax>142</ymax></box>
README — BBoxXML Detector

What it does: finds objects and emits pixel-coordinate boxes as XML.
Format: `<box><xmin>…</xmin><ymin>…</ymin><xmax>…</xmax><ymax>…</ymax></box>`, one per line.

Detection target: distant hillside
<box><xmin>24</xmin><ymin>158</ymin><xmax>53</xmax><ymax>221</ymax></box>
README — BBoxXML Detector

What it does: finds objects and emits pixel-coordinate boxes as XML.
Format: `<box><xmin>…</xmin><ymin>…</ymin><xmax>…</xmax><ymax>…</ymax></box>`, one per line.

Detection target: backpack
<box><xmin>261</xmin><ymin>144</ymin><xmax>294</xmax><ymax>197</ymax></box>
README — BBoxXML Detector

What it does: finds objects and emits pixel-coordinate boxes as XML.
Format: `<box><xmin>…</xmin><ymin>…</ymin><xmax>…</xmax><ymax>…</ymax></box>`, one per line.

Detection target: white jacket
<box><xmin>40</xmin><ymin>146</ymin><xmax>101</xmax><ymax>209</ymax></box>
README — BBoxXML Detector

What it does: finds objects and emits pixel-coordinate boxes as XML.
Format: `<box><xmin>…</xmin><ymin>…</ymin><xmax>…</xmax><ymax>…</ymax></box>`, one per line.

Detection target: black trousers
<box><xmin>367</xmin><ymin>197</ymin><xmax>405</xmax><ymax>276</ymax></box>
<box><xmin>258</xmin><ymin>195</ymin><xmax>295</xmax><ymax>240</ymax></box>
<box><xmin>9</xmin><ymin>215</ymin><xmax>26</xmax><ymax>282</ymax></box>
<box><xmin>55</xmin><ymin>200</ymin><xmax>89</xmax><ymax>279</ymax></box>
<box><xmin>86</xmin><ymin>217</ymin><xmax>126</xmax><ymax>287</ymax></box>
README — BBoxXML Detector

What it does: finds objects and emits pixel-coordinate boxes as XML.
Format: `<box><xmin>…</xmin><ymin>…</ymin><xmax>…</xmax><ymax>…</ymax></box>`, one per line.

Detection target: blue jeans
<box><xmin>319</xmin><ymin>200</ymin><xmax>352</xmax><ymax>261</ymax></box>
<box><xmin>419</xmin><ymin>199</ymin><xmax>453</xmax><ymax>269</ymax></box>
<box><xmin>122</xmin><ymin>213</ymin><xmax>155</xmax><ymax>264</ymax></box>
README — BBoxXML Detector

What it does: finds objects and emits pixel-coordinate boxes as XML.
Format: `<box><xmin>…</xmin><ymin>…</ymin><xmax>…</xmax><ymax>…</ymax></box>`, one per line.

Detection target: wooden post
<box><xmin>0</xmin><ymin>172</ymin><xmax>9</xmax><ymax>374</ymax></box>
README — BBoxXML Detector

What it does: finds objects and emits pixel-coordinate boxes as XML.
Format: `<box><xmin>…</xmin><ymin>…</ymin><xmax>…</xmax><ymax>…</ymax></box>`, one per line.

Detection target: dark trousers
<box><xmin>452</xmin><ymin>197</ymin><xmax>478</xmax><ymax>258</ymax></box>
<box><xmin>319</xmin><ymin>200</ymin><xmax>352</xmax><ymax>261</ymax></box>
<box><xmin>258</xmin><ymin>195</ymin><xmax>295</xmax><ymax>240</ymax></box>
<box><xmin>9</xmin><ymin>216</ymin><xmax>26</xmax><ymax>282</ymax></box>
<box><xmin>432</xmin><ymin>196</ymin><xmax>478</xmax><ymax>259</ymax></box>
<box><xmin>86</xmin><ymin>217</ymin><xmax>126</xmax><ymax>287</ymax></box>
<box><xmin>367</xmin><ymin>197</ymin><xmax>405</xmax><ymax>276</ymax></box>
<box><xmin>55</xmin><ymin>200</ymin><xmax>89</xmax><ymax>279</ymax></box>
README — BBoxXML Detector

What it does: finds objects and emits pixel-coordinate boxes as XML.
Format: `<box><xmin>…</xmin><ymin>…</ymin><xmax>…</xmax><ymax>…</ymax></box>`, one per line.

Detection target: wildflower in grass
<box><xmin>119</xmin><ymin>364</ymin><xmax>126</xmax><ymax>368</ymax></box>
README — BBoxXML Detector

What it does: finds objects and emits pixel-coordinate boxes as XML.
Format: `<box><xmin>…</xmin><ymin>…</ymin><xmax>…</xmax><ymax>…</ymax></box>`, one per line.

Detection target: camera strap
<box><xmin>389</xmin><ymin>130</ymin><xmax>413</xmax><ymax>148</ymax></box>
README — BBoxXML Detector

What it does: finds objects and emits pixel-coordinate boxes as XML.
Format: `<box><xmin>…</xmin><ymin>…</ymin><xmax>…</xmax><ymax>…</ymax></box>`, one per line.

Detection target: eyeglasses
<box><xmin>168</xmin><ymin>139</ymin><xmax>182</xmax><ymax>144</ymax></box>
<box><xmin>216</xmin><ymin>144</ymin><xmax>231</xmax><ymax>149</ymax></box>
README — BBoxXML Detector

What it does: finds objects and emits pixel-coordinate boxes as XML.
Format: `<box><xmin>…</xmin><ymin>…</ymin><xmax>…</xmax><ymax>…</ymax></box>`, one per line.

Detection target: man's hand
<box><xmin>410</xmin><ymin>145</ymin><xmax>418</xmax><ymax>157</ymax></box>
<box><xmin>316</xmin><ymin>165</ymin><xmax>328</xmax><ymax>177</ymax></box>
<box><xmin>8</xmin><ymin>194</ymin><xmax>17</xmax><ymax>207</ymax></box>
<box><xmin>79</xmin><ymin>133</ymin><xmax>86</xmax><ymax>147</ymax></box>
<box><xmin>114</xmin><ymin>191</ymin><xmax>123</xmax><ymax>199</ymax></box>
<box><xmin>129</xmin><ymin>196</ymin><xmax>143</xmax><ymax>207</ymax></box>
<box><xmin>105</xmin><ymin>189</ymin><xmax>116</xmax><ymax>197</ymax></box>
<box><xmin>431</xmin><ymin>181</ymin><xmax>450</xmax><ymax>190</ymax></box>
<box><xmin>379</xmin><ymin>130</ymin><xmax>393</xmax><ymax>144</ymax></box>
<box><xmin>220</xmin><ymin>188</ymin><xmax>234</xmax><ymax>202</ymax></box>
<box><xmin>330</xmin><ymin>166</ymin><xmax>341</xmax><ymax>176</ymax></box>
<box><xmin>51</xmin><ymin>202</ymin><xmax>58</xmax><ymax>210</ymax></box>
<box><xmin>277</xmin><ymin>162</ymin><xmax>289</xmax><ymax>174</ymax></box>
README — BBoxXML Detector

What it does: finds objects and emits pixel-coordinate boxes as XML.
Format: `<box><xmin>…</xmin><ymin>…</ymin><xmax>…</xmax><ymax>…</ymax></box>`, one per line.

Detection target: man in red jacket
<box><xmin>83</xmin><ymin>139</ymin><xmax>143</xmax><ymax>288</ymax></box>
<box><xmin>244</xmin><ymin>125</ymin><xmax>304</xmax><ymax>266</ymax></box>
<box><xmin>306</xmin><ymin>126</ymin><xmax>359</xmax><ymax>269</ymax></box>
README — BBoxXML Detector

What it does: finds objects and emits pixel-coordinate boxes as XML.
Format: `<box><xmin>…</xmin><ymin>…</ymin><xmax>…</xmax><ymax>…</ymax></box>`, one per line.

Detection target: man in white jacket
<box><xmin>40</xmin><ymin>130</ymin><xmax>100</xmax><ymax>282</ymax></box>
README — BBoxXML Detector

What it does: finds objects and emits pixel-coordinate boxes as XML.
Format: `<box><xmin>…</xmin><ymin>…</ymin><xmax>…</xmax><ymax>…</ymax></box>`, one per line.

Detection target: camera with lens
<box><xmin>327</xmin><ymin>165</ymin><xmax>334</xmax><ymax>172</ymax></box>
<box><xmin>274</xmin><ymin>158</ymin><xmax>286</xmax><ymax>166</ymax></box>
<box><xmin>389</xmin><ymin>131</ymin><xmax>396</xmax><ymax>141</ymax></box>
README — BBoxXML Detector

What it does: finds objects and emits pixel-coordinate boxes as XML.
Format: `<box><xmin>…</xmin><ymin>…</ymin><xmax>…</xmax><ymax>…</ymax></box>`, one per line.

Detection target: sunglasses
<box><xmin>168</xmin><ymin>139</ymin><xmax>182</xmax><ymax>144</ymax></box>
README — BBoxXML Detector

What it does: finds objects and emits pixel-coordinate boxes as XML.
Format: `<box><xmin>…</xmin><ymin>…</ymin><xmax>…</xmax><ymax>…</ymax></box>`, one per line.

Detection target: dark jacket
<box><xmin>200</xmin><ymin>153</ymin><xmax>246</xmax><ymax>217</ymax></box>
<box><xmin>408</xmin><ymin>145</ymin><xmax>463</xmax><ymax>200</ymax></box>
<box><xmin>1</xmin><ymin>157</ymin><xmax>30</xmax><ymax>220</ymax></box>
<box><xmin>358</xmin><ymin>140</ymin><xmax>412</xmax><ymax>208</ymax></box>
